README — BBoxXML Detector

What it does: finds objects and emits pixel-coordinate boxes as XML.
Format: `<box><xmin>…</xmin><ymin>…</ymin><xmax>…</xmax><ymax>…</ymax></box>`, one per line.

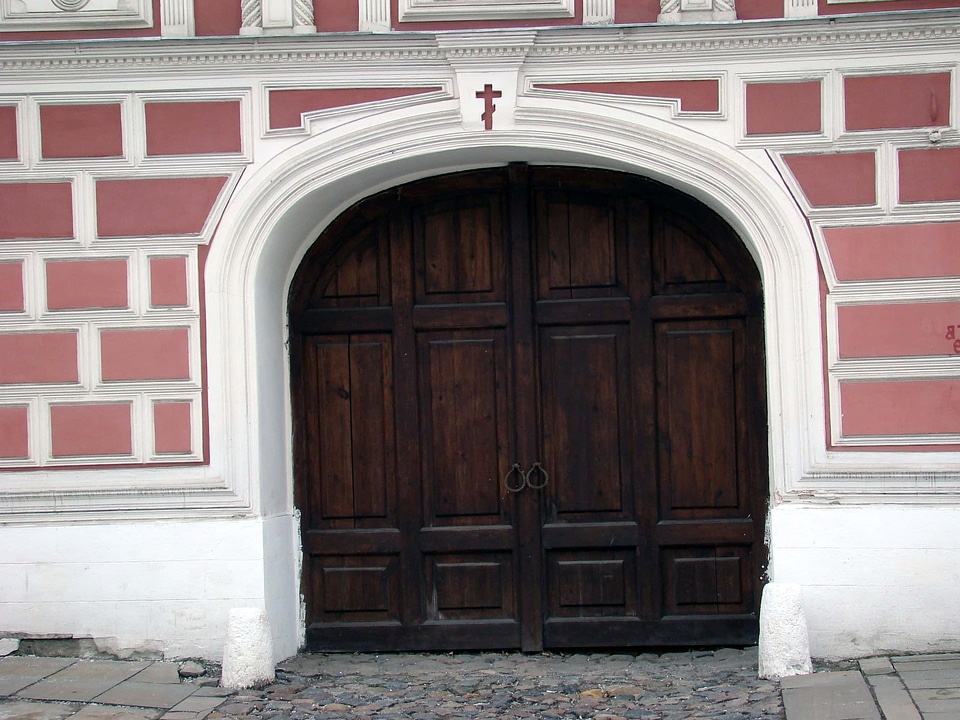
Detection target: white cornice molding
<box><xmin>0</xmin><ymin>11</ymin><xmax>958</xmax><ymax>79</ymax></box>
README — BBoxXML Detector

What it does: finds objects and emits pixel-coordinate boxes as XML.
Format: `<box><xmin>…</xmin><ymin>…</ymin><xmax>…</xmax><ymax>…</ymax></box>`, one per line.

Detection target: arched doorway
<box><xmin>288</xmin><ymin>165</ymin><xmax>768</xmax><ymax>652</ymax></box>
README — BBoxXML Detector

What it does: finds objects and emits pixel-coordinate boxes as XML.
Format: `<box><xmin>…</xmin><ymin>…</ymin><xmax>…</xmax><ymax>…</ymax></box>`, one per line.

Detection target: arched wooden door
<box><xmin>289</xmin><ymin>165</ymin><xmax>768</xmax><ymax>652</ymax></box>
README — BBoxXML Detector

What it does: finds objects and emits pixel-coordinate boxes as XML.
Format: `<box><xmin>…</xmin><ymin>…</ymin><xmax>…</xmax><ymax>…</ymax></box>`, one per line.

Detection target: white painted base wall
<box><xmin>770</xmin><ymin>504</ymin><xmax>960</xmax><ymax>660</ymax></box>
<box><xmin>0</xmin><ymin>516</ymin><xmax>300</xmax><ymax>662</ymax></box>
<box><xmin>2</xmin><ymin>504</ymin><xmax>959</xmax><ymax>662</ymax></box>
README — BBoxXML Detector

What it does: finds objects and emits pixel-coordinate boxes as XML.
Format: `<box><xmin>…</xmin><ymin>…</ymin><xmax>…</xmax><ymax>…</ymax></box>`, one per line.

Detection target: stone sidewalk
<box><xmin>780</xmin><ymin>653</ymin><xmax>960</xmax><ymax>720</ymax></box>
<box><xmin>0</xmin><ymin>648</ymin><xmax>957</xmax><ymax>719</ymax></box>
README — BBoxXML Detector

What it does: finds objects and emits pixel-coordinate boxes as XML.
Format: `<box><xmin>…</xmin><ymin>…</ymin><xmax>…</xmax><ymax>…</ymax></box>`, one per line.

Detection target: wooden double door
<box><xmin>290</xmin><ymin>165</ymin><xmax>768</xmax><ymax>652</ymax></box>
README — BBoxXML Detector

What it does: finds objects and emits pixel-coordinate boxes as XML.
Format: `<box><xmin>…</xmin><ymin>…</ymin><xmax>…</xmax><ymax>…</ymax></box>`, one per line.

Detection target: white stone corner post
<box><xmin>758</xmin><ymin>582</ymin><xmax>813</xmax><ymax>680</ymax></box>
<box><xmin>221</xmin><ymin>607</ymin><xmax>276</xmax><ymax>689</ymax></box>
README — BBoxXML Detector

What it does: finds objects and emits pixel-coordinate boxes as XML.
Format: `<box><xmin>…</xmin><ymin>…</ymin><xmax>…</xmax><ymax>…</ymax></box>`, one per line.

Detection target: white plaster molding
<box><xmin>0</xmin><ymin>14</ymin><xmax>957</xmax><ymax>77</ymax></box>
<box><xmin>239</xmin><ymin>0</ymin><xmax>315</xmax><ymax>35</ymax></box>
<box><xmin>292</xmin><ymin>0</ymin><xmax>315</xmax><ymax>32</ymax></box>
<box><xmin>358</xmin><ymin>0</ymin><xmax>390</xmax><ymax>32</ymax></box>
<box><xmin>204</xmin><ymin>96</ymin><xmax>826</xmax><ymax>543</ymax></box>
<box><xmin>240</xmin><ymin>0</ymin><xmax>262</xmax><ymax>34</ymax></box>
<box><xmin>399</xmin><ymin>0</ymin><xmax>572</xmax><ymax>22</ymax></box>
<box><xmin>160</xmin><ymin>0</ymin><xmax>194</xmax><ymax>38</ymax></box>
<box><xmin>784</xmin><ymin>0</ymin><xmax>816</xmax><ymax>19</ymax></box>
<box><xmin>582</xmin><ymin>0</ymin><xmax>613</xmax><ymax>24</ymax></box>
<box><xmin>657</xmin><ymin>0</ymin><xmax>736</xmax><ymax>25</ymax></box>
<box><xmin>0</xmin><ymin>0</ymin><xmax>152</xmax><ymax>31</ymax></box>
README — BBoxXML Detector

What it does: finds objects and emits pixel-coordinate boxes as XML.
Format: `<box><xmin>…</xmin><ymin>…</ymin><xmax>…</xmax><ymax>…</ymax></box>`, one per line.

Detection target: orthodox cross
<box><xmin>476</xmin><ymin>84</ymin><xmax>502</xmax><ymax>130</ymax></box>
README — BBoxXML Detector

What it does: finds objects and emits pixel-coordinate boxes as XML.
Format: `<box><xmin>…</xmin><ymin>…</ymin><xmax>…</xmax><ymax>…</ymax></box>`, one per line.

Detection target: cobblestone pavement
<box><xmin>211</xmin><ymin>648</ymin><xmax>784</xmax><ymax>720</ymax></box>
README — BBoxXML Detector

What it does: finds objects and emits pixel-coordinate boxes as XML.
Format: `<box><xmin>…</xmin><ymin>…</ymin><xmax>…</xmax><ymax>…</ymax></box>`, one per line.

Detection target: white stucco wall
<box><xmin>0</xmin><ymin>517</ymin><xmax>299</xmax><ymax>661</ymax></box>
<box><xmin>770</xmin><ymin>504</ymin><xmax>960</xmax><ymax>659</ymax></box>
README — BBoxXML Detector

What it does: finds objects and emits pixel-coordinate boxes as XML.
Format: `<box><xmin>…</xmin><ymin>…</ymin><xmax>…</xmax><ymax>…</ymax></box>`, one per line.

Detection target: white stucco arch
<box><xmin>205</xmin><ymin>98</ymin><xmax>822</xmax><ymax>656</ymax></box>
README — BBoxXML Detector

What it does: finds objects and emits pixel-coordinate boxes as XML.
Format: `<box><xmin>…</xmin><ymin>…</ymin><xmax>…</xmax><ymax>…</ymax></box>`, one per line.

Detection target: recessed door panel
<box><xmin>540</xmin><ymin>327</ymin><xmax>629</xmax><ymax>518</ymax></box>
<box><xmin>419</xmin><ymin>332</ymin><xmax>511</xmax><ymax>523</ymax></box>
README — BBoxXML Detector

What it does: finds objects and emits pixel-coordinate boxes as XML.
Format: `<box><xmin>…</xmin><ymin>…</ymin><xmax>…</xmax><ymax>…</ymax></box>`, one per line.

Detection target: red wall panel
<box><xmin>0</xmin><ymin>182</ymin><xmax>73</xmax><ymax>240</ymax></box>
<box><xmin>746</xmin><ymin>81</ymin><xmax>821</xmax><ymax>135</ymax></box>
<box><xmin>899</xmin><ymin>147</ymin><xmax>960</xmax><ymax>203</ymax></box>
<box><xmin>824</xmin><ymin>223</ymin><xmax>960</xmax><ymax>281</ymax></box>
<box><xmin>838</xmin><ymin>302</ymin><xmax>960</xmax><ymax>358</ymax></box>
<box><xmin>0</xmin><ymin>262</ymin><xmax>24</xmax><ymax>312</ymax></box>
<box><xmin>0</xmin><ymin>332</ymin><xmax>78</xmax><ymax>385</ymax></box>
<box><xmin>784</xmin><ymin>152</ymin><xmax>876</xmax><ymax>207</ymax></box>
<box><xmin>154</xmin><ymin>401</ymin><xmax>192</xmax><ymax>454</ymax></box>
<box><xmin>536</xmin><ymin>80</ymin><xmax>720</xmax><ymax>112</ymax></box>
<box><xmin>46</xmin><ymin>259</ymin><xmax>128</xmax><ymax>310</ymax></box>
<box><xmin>51</xmin><ymin>402</ymin><xmax>132</xmax><ymax>457</ymax></box>
<box><xmin>0</xmin><ymin>106</ymin><xmax>17</xmax><ymax>160</ymax></box>
<box><xmin>845</xmin><ymin>73</ymin><xmax>950</xmax><ymax>131</ymax></box>
<box><xmin>100</xmin><ymin>327</ymin><xmax>190</xmax><ymax>381</ymax></box>
<box><xmin>194</xmin><ymin>0</ymin><xmax>242</xmax><ymax>35</ymax></box>
<box><xmin>40</xmin><ymin>104</ymin><xmax>124</xmax><ymax>159</ymax></box>
<box><xmin>149</xmin><ymin>256</ymin><xmax>189</xmax><ymax>307</ymax></box>
<box><xmin>145</xmin><ymin>101</ymin><xmax>241</xmax><ymax>156</ymax></box>
<box><xmin>0</xmin><ymin>406</ymin><xmax>29</xmax><ymax>459</ymax></box>
<box><xmin>269</xmin><ymin>88</ymin><xmax>441</xmax><ymax>129</ymax></box>
<box><xmin>840</xmin><ymin>379</ymin><xmax>960</xmax><ymax>437</ymax></box>
<box><xmin>96</xmin><ymin>176</ymin><xmax>227</xmax><ymax>237</ymax></box>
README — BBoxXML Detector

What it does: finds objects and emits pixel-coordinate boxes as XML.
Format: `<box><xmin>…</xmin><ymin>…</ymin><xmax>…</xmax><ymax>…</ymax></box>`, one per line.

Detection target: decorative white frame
<box><xmin>0</xmin><ymin>0</ymin><xmax>152</xmax><ymax>31</ymax></box>
<box><xmin>398</xmin><ymin>0</ymin><xmax>573</xmax><ymax>23</ymax></box>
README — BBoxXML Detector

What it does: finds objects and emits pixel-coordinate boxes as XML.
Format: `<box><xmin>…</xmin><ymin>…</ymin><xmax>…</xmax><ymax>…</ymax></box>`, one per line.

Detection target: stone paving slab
<box><xmin>907</xmin><ymin>686</ymin><xmax>960</xmax><ymax>714</ymax></box>
<box><xmin>0</xmin><ymin>657</ymin><xmax>76</xmax><ymax>683</ymax></box>
<box><xmin>780</xmin><ymin>671</ymin><xmax>880</xmax><ymax>720</ymax></box>
<box><xmin>866</xmin><ymin>674</ymin><xmax>922</xmax><ymax>720</ymax></box>
<box><xmin>18</xmin><ymin>662</ymin><xmax>146</xmax><ymax>703</ymax></box>
<box><xmin>898</xmin><ymin>670</ymin><xmax>960</xmax><ymax>690</ymax></box>
<box><xmin>892</xmin><ymin>654</ymin><xmax>960</xmax><ymax>663</ymax></box>
<box><xmin>893</xmin><ymin>659</ymin><xmax>960</xmax><ymax>673</ymax></box>
<box><xmin>93</xmin><ymin>682</ymin><xmax>196</xmax><ymax>710</ymax></box>
<box><xmin>128</xmin><ymin>665</ymin><xmax>181</xmax><ymax>685</ymax></box>
<box><xmin>858</xmin><ymin>657</ymin><xmax>895</xmax><ymax>675</ymax></box>
<box><xmin>0</xmin><ymin>701</ymin><xmax>79</xmax><ymax>720</ymax></box>
<box><xmin>70</xmin><ymin>707</ymin><xmax>160</xmax><ymax>720</ymax></box>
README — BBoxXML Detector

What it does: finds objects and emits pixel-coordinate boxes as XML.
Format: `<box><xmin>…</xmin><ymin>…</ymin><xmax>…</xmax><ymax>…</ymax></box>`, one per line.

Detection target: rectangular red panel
<box><xmin>899</xmin><ymin>147</ymin><xmax>960</xmax><ymax>204</ymax></box>
<box><xmin>745</xmin><ymin>81</ymin><xmax>821</xmax><ymax>135</ymax></box>
<box><xmin>96</xmin><ymin>176</ymin><xmax>227</xmax><ymax>237</ymax></box>
<box><xmin>149</xmin><ymin>256</ymin><xmax>189</xmax><ymax>307</ymax></box>
<box><xmin>51</xmin><ymin>402</ymin><xmax>132</xmax><ymax>457</ymax></box>
<box><xmin>0</xmin><ymin>405</ymin><xmax>29</xmax><ymax>459</ymax></box>
<box><xmin>100</xmin><ymin>327</ymin><xmax>190</xmax><ymax>381</ymax></box>
<box><xmin>838</xmin><ymin>302</ymin><xmax>960</xmax><ymax>358</ymax></box>
<box><xmin>535</xmin><ymin>80</ymin><xmax>720</xmax><ymax>112</ymax></box>
<box><xmin>0</xmin><ymin>106</ymin><xmax>18</xmax><ymax>160</ymax></box>
<box><xmin>269</xmin><ymin>88</ymin><xmax>441</xmax><ymax>130</ymax></box>
<box><xmin>0</xmin><ymin>182</ymin><xmax>73</xmax><ymax>240</ymax></box>
<box><xmin>145</xmin><ymin>101</ymin><xmax>241</xmax><ymax>156</ymax></box>
<box><xmin>840</xmin><ymin>380</ymin><xmax>960</xmax><ymax>437</ymax></box>
<box><xmin>0</xmin><ymin>332</ymin><xmax>78</xmax><ymax>384</ymax></box>
<box><xmin>194</xmin><ymin>0</ymin><xmax>242</xmax><ymax>35</ymax></box>
<box><xmin>313</xmin><ymin>0</ymin><xmax>359</xmax><ymax>31</ymax></box>
<box><xmin>40</xmin><ymin>104</ymin><xmax>123</xmax><ymax>159</ymax></box>
<box><xmin>824</xmin><ymin>223</ymin><xmax>960</xmax><ymax>281</ymax></box>
<box><xmin>46</xmin><ymin>259</ymin><xmax>128</xmax><ymax>310</ymax></box>
<box><xmin>0</xmin><ymin>262</ymin><xmax>24</xmax><ymax>311</ymax></box>
<box><xmin>783</xmin><ymin>152</ymin><xmax>876</xmax><ymax>207</ymax></box>
<box><xmin>845</xmin><ymin>73</ymin><xmax>950</xmax><ymax>131</ymax></box>
<box><xmin>153</xmin><ymin>401</ymin><xmax>192</xmax><ymax>454</ymax></box>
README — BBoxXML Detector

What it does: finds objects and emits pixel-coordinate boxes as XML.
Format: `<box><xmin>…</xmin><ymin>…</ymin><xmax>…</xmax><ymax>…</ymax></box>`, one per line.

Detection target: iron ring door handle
<box><xmin>525</xmin><ymin>461</ymin><xmax>549</xmax><ymax>489</ymax></box>
<box><xmin>504</xmin><ymin>462</ymin><xmax>526</xmax><ymax>492</ymax></box>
